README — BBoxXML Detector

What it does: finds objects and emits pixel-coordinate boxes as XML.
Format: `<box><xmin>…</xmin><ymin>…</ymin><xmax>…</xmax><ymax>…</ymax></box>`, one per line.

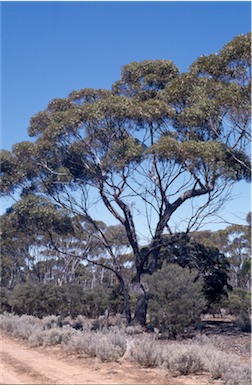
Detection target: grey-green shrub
<box><xmin>63</xmin><ymin>329</ymin><xmax>127</xmax><ymax>362</ymax></box>
<box><xmin>42</xmin><ymin>315</ymin><xmax>61</xmax><ymax>330</ymax></box>
<box><xmin>160</xmin><ymin>343</ymin><xmax>205</xmax><ymax>375</ymax></box>
<box><xmin>29</xmin><ymin>325</ymin><xmax>77</xmax><ymax>347</ymax></box>
<box><xmin>131</xmin><ymin>335</ymin><xmax>163</xmax><ymax>367</ymax></box>
<box><xmin>95</xmin><ymin>334</ymin><xmax>125</xmax><ymax>362</ymax></box>
<box><xmin>145</xmin><ymin>264</ymin><xmax>206</xmax><ymax>336</ymax></box>
<box><xmin>105</xmin><ymin>327</ymin><xmax>127</xmax><ymax>354</ymax></box>
<box><xmin>170</xmin><ymin>346</ymin><xmax>205</xmax><ymax>375</ymax></box>
<box><xmin>0</xmin><ymin>313</ymin><xmax>41</xmax><ymax>339</ymax></box>
<box><xmin>223</xmin><ymin>365</ymin><xmax>251</xmax><ymax>385</ymax></box>
<box><xmin>28</xmin><ymin>329</ymin><xmax>46</xmax><ymax>347</ymax></box>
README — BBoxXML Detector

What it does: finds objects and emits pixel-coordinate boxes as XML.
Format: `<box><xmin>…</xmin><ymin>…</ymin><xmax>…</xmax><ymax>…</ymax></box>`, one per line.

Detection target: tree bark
<box><xmin>117</xmin><ymin>273</ymin><xmax>132</xmax><ymax>325</ymax></box>
<box><xmin>131</xmin><ymin>282</ymin><xmax>148</xmax><ymax>326</ymax></box>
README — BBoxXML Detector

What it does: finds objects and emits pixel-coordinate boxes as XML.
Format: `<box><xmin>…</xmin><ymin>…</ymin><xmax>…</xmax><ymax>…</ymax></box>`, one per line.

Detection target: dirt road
<box><xmin>0</xmin><ymin>331</ymin><xmax>219</xmax><ymax>385</ymax></box>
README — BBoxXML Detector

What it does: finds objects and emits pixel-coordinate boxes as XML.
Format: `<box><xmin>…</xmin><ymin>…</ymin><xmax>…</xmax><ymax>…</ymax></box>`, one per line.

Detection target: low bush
<box><xmin>223</xmin><ymin>365</ymin><xmax>251</xmax><ymax>385</ymax></box>
<box><xmin>42</xmin><ymin>315</ymin><xmax>61</xmax><ymax>329</ymax></box>
<box><xmin>131</xmin><ymin>335</ymin><xmax>163</xmax><ymax>367</ymax></box>
<box><xmin>28</xmin><ymin>329</ymin><xmax>46</xmax><ymax>347</ymax></box>
<box><xmin>125</xmin><ymin>325</ymin><xmax>143</xmax><ymax>335</ymax></box>
<box><xmin>63</xmin><ymin>329</ymin><xmax>127</xmax><ymax>362</ymax></box>
<box><xmin>95</xmin><ymin>334</ymin><xmax>126</xmax><ymax>362</ymax></box>
<box><xmin>170</xmin><ymin>346</ymin><xmax>205</xmax><ymax>375</ymax></box>
<box><xmin>235</xmin><ymin>311</ymin><xmax>251</xmax><ymax>333</ymax></box>
<box><xmin>63</xmin><ymin>331</ymin><xmax>91</xmax><ymax>354</ymax></box>
<box><xmin>105</xmin><ymin>327</ymin><xmax>127</xmax><ymax>354</ymax></box>
<box><xmin>0</xmin><ymin>313</ymin><xmax>19</xmax><ymax>334</ymax></box>
<box><xmin>203</xmin><ymin>348</ymin><xmax>235</xmax><ymax>379</ymax></box>
<box><xmin>40</xmin><ymin>328</ymin><xmax>63</xmax><ymax>346</ymax></box>
<box><xmin>29</xmin><ymin>324</ymin><xmax>77</xmax><ymax>347</ymax></box>
<box><xmin>0</xmin><ymin>312</ymin><xmax>41</xmax><ymax>339</ymax></box>
<box><xmin>160</xmin><ymin>343</ymin><xmax>205</xmax><ymax>376</ymax></box>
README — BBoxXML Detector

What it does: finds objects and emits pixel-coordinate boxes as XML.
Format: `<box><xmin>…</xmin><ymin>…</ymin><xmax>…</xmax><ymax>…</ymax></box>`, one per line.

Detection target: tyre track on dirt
<box><xmin>0</xmin><ymin>332</ymin><xmax>173</xmax><ymax>384</ymax></box>
<box><xmin>0</xmin><ymin>332</ymin><xmax>123</xmax><ymax>384</ymax></box>
<box><xmin>1</xmin><ymin>352</ymin><xmax>50</xmax><ymax>384</ymax></box>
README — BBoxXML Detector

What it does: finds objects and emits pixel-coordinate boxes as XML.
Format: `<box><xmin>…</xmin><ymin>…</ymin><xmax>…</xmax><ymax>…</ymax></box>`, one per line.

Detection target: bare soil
<box><xmin>0</xmin><ymin>317</ymin><xmax>250</xmax><ymax>385</ymax></box>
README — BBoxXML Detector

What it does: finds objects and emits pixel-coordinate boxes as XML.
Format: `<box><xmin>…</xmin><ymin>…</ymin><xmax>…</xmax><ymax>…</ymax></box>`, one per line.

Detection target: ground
<box><xmin>0</xmin><ymin>317</ymin><xmax>250</xmax><ymax>385</ymax></box>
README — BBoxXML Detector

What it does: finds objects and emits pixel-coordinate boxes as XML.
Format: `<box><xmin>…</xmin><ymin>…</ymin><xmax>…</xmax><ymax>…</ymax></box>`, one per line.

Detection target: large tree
<box><xmin>1</xmin><ymin>34</ymin><xmax>251</xmax><ymax>324</ymax></box>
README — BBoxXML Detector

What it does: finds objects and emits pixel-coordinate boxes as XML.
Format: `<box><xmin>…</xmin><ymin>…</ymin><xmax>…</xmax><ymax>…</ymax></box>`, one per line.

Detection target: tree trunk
<box><xmin>117</xmin><ymin>273</ymin><xmax>132</xmax><ymax>325</ymax></box>
<box><xmin>131</xmin><ymin>243</ymin><xmax>162</xmax><ymax>326</ymax></box>
<box><xmin>131</xmin><ymin>282</ymin><xmax>148</xmax><ymax>326</ymax></box>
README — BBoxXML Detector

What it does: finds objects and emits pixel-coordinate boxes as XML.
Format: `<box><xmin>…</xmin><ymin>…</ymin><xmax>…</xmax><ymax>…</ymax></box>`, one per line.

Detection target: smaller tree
<box><xmin>157</xmin><ymin>233</ymin><xmax>231</xmax><ymax>308</ymax></box>
<box><xmin>228</xmin><ymin>288</ymin><xmax>251</xmax><ymax>316</ymax></box>
<box><xmin>145</xmin><ymin>263</ymin><xmax>206</xmax><ymax>337</ymax></box>
<box><xmin>193</xmin><ymin>215</ymin><xmax>251</xmax><ymax>290</ymax></box>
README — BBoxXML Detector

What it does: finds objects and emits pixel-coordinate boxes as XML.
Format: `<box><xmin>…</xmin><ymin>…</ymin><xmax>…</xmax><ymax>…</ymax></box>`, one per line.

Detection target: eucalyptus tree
<box><xmin>1</xmin><ymin>34</ymin><xmax>250</xmax><ymax>324</ymax></box>
<box><xmin>0</xmin><ymin>195</ymin><xmax>75</xmax><ymax>287</ymax></box>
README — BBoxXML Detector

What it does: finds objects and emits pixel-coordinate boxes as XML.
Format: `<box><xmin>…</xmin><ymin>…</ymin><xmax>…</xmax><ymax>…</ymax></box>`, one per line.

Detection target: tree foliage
<box><xmin>193</xmin><ymin>214</ymin><xmax>251</xmax><ymax>290</ymax></box>
<box><xmin>146</xmin><ymin>264</ymin><xmax>206</xmax><ymax>336</ymax></box>
<box><xmin>157</xmin><ymin>233</ymin><xmax>231</xmax><ymax>306</ymax></box>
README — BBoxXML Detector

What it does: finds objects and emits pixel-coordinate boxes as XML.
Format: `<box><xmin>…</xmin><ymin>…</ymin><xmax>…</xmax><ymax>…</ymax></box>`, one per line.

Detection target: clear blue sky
<box><xmin>1</xmin><ymin>1</ymin><xmax>251</xmax><ymax>229</ymax></box>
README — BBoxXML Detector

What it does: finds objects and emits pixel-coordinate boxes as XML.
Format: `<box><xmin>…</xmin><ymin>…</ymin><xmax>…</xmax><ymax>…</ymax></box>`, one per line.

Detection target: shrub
<box><xmin>64</xmin><ymin>328</ymin><xmax>127</xmax><ymax>362</ymax></box>
<box><xmin>131</xmin><ymin>335</ymin><xmax>163</xmax><ymax>367</ymax></box>
<box><xmin>228</xmin><ymin>288</ymin><xmax>251</xmax><ymax>316</ymax></box>
<box><xmin>235</xmin><ymin>311</ymin><xmax>251</xmax><ymax>333</ymax></box>
<box><xmin>8</xmin><ymin>283</ymin><xmax>41</xmax><ymax>316</ymax></box>
<box><xmin>29</xmin><ymin>325</ymin><xmax>77</xmax><ymax>347</ymax></box>
<box><xmin>12</xmin><ymin>321</ymin><xmax>37</xmax><ymax>340</ymax></box>
<box><xmin>81</xmin><ymin>288</ymin><xmax>111</xmax><ymax>318</ymax></box>
<box><xmin>63</xmin><ymin>332</ymin><xmax>91</xmax><ymax>354</ymax></box>
<box><xmin>95</xmin><ymin>334</ymin><xmax>125</xmax><ymax>362</ymax></box>
<box><xmin>105</xmin><ymin>327</ymin><xmax>127</xmax><ymax>353</ymax></box>
<box><xmin>160</xmin><ymin>343</ymin><xmax>205</xmax><ymax>376</ymax></box>
<box><xmin>203</xmin><ymin>348</ymin><xmax>235</xmax><ymax>379</ymax></box>
<box><xmin>171</xmin><ymin>347</ymin><xmax>205</xmax><ymax>375</ymax></box>
<box><xmin>0</xmin><ymin>312</ymin><xmax>41</xmax><ymax>339</ymax></box>
<box><xmin>0</xmin><ymin>313</ymin><xmax>19</xmax><ymax>334</ymax></box>
<box><xmin>28</xmin><ymin>329</ymin><xmax>46</xmax><ymax>347</ymax></box>
<box><xmin>3</xmin><ymin>283</ymin><xmax>113</xmax><ymax>318</ymax></box>
<box><xmin>0</xmin><ymin>312</ymin><xmax>250</xmax><ymax>384</ymax></box>
<box><xmin>60</xmin><ymin>325</ymin><xmax>78</xmax><ymax>344</ymax></box>
<box><xmin>41</xmin><ymin>328</ymin><xmax>64</xmax><ymax>346</ymax></box>
<box><xmin>42</xmin><ymin>315</ymin><xmax>61</xmax><ymax>330</ymax></box>
<box><xmin>145</xmin><ymin>264</ymin><xmax>206</xmax><ymax>336</ymax></box>
<box><xmin>75</xmin><ymin>314</ymin><xmax>86</xmax><ymax>326</ymax></box>
<box><xmin>223</xmin><ymin>365</ymin><xmax>251</xmax><ymax>385</ymax></box>
<box><xmin>160</xmin><ymin>336</ymin><xmax>247</xmax><ymax>381</ymax></box>
<box><xmin>0</xmin><ymin>287</ymin><xmax>12</xmax><ymax>313</ymax></box>
<box><xmin>125</xmin><ymin>325</ymin><xmax>143</xmax><ymax>335</ymax></box>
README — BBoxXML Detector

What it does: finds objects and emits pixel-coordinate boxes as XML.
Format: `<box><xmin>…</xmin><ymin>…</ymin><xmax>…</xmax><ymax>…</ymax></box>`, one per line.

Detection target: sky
<box><xmin>1</xmin><ymin>1</ymin><xmax>251</xmax><ymax>232</ymax></box>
